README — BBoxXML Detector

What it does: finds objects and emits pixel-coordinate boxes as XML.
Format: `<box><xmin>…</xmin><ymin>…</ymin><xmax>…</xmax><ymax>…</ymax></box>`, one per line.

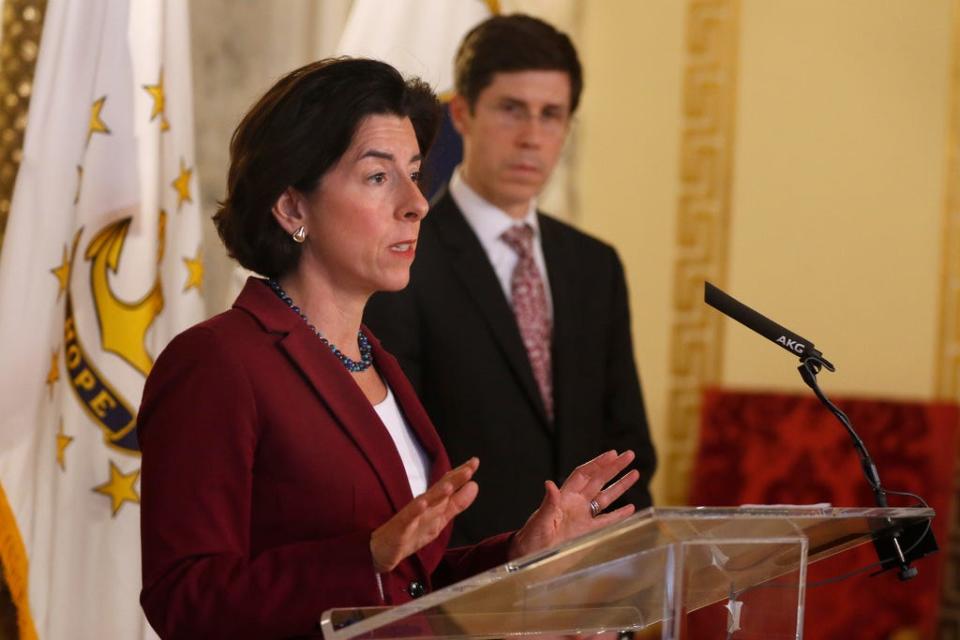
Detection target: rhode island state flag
<box><xmin>0</xmin><ymin>1</ymin><xmax>203</xmax><ymax>637</ymax></box>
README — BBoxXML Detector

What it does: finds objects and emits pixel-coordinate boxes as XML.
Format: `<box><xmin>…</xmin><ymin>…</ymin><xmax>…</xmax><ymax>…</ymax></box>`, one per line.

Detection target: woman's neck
<box><xmin>276</xmin><ymin>270</ymin><xmax>368</xmax><ymax>359</ymax></box>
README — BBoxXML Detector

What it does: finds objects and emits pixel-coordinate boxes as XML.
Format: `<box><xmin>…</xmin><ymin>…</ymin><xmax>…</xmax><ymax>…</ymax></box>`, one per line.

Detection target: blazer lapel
<box><xmin>539</xmin><ymin>215</ymin><xmax>578</xmax><ymax>428</ymax></box>
<box><xmin>234</xmin><ymin>279</ymin><xmax>414</xmax><ymax>514</ymax></box>
<box><xmin>431</xmin><ymin>192</ymin><xmax>552</xmax><ymax>428</ymax></box>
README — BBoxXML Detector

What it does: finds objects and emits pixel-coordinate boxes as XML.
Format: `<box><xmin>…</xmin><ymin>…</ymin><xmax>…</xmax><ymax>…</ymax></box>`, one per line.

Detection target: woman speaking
<box><xmin>137</xmin><ymin>58</ymin><xmax>639</xmax><ymax>639</ymax></box>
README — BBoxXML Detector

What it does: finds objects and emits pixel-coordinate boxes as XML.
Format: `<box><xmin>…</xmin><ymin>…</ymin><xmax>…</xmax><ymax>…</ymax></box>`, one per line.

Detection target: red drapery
<box><xmin>687</xmin><ymin>388</ymin><xmax>958</xmax><ymax>639</ymax></box>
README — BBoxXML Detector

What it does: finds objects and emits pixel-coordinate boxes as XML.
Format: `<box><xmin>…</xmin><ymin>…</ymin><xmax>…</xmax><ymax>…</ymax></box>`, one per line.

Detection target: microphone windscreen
<box><xmin>704</xmin><ymin>282</ymin><xmax>816</xmax><ymax>357</ymax></box>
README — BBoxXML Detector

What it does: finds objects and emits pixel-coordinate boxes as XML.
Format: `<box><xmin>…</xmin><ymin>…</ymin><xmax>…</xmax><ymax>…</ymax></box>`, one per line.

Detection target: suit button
<box><xmin>407</xmin><ymin>580</ymin><xmax>425</xmax><ymax>598</ymax></box>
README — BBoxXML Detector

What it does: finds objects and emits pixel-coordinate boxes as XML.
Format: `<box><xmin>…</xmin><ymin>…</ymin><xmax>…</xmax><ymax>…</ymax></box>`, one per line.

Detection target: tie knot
<box><xmin>501</xmin><ymin>224</ymin><xmax>535</xmax><ymax>256</ymax></box>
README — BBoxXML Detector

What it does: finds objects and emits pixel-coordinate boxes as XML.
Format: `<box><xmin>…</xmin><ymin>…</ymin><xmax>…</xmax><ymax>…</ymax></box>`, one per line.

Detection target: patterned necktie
<box><xmin>501</xmin><ymin>224</ymin><xmax>553</xmax><ymax>420</ymax></box>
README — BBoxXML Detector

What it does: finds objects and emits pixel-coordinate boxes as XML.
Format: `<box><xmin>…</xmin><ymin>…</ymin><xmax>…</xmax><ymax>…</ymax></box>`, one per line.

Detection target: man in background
<box><xmin>365</xmin><ymin>14</ymin><xmax>656</xmax><ymax>545</ymax></box>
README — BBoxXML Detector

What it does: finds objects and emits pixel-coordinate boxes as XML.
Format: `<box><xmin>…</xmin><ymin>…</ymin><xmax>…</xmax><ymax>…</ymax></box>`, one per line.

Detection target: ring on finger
<box><xmin>589</xmin><ymin>498</ymin><xmax>602</xmax><ymax>518</ymax></box>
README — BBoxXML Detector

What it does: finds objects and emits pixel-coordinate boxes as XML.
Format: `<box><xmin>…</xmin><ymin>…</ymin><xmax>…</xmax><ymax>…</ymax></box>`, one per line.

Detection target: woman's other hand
<box><xmin>509</xmin><ymin>450</ymin><xmax>639</xmax><ymax>559</ymax></box>
<box><xmin>370</xmin><ymin>457</ymin><xmax>480</xmax><ymax>573</ymax></box>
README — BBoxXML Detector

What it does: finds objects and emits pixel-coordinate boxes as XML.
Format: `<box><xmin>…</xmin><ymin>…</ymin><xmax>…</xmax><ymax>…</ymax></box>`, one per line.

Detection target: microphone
<box><xmin>703</xmin><ymin>281</ymin><xmax>933</xmax><ymax>581</ymax></box>
<box><xmin>704</xmin><ymin>281</ymin><xmax>832</xmax><ymax>369</ymax></box>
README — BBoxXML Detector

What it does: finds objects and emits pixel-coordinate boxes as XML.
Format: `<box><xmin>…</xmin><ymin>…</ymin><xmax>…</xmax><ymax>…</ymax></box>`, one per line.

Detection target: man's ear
<box><xmin>449</xmin><ymin>94</ymin><xmax>472</xmax><ymax>137</ymax></box>
<box><xmin>271</xmin><ymin>188</ymin><xmax>306</xmax><ymax>236</ymax></box>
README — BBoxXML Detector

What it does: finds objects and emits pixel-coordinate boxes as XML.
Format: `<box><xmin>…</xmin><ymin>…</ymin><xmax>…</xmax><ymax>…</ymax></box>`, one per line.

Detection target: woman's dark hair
<box><xmin>214</xmin><ymin>58</ymin><xmax>441</xmax><ymax>278</ymax></box>
<box><xmin>454</xmin><ymin>14</ymin><xmax>583</xmax><ymax>114</ymax></box>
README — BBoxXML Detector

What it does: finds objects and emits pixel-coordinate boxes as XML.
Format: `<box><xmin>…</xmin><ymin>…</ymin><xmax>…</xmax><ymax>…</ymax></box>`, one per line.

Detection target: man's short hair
<box><xmin>454</xmin><ymin>14</ymin><xmax>583</xmax><ymax>113</ymax></box>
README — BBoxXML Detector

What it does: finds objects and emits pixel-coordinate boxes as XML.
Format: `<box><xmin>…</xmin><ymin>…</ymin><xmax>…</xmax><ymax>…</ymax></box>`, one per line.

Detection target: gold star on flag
<box><xmin>50</xmin><ymin>245</ymin><xmax>71</xmax><ymax>300</ymax></box>
<box><xmin>171</xmin><ymin>158</ymin><xmax>192</xmax><ymax>211</ymax></box>
<box><xmin>45</xmin><ymin>350</ymin><xmax>59</xmax><ymax>398</ymax></box>
<box><xmin>56</xmin><ymin>421</ymin><xmax>73</xmax><ymax>472</ymax></box>
<box><xmin>143</xmin><ymin>69</ymin><xmax>170</xmax><ymax>132</ymax></box>
<box><xmin>87</xmin><ymin>95</ymin><xmax>111</xmax><ymax>144</ymax></box>
<box><xmin>93</xmin><ymin>460</ymin><xmax>140</xmax><ymax>516</ymax></box>
<box><xmin>183</xmin><ymin>248</ymin><xmax>204</xmax><ymax>292</ymax></box>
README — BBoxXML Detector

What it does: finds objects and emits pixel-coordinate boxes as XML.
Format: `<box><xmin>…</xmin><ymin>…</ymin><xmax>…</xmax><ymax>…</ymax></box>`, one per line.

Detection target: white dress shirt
<box><xmin>448</xmin><ymin>168</ymin><xmax>553</xmax><ymax>317</ymax></box>
<box><xmin>373</xmin><ymin>383</ymin><xmax>430</xmax><ymax>497</ymax></box>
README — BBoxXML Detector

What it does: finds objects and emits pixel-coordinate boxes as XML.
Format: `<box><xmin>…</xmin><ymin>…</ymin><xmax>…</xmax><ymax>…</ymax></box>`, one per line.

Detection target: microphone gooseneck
<box><xmin>704</xmin><ymin>281</ymin><xmax>925</xmax><ymax>581</ymax></box>
<box><xmin>797</xmin><ymin>353</ymin><xmax>918</xmax><ymax>580</ymax></box>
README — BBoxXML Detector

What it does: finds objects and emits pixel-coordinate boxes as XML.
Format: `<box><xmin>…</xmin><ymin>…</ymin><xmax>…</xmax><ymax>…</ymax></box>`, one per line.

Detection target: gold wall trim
<box><xmin>662</xmin><ymin>0</ymin><xmax>740</xmax><ymax>505</ymax></box>
<box><xmin>0</xmin><ymin>0</ymin><xmax>47</xmax><ymax>257</ymax></box>
<box><xmin>937</xmin><ymin>0</ymin><xmax>960</xmax><ymax>634</ymax></box>
<box><xmin>937</xmin><ymin>4</ymin><xmax>960</xmax><ymax>401</ymax></box>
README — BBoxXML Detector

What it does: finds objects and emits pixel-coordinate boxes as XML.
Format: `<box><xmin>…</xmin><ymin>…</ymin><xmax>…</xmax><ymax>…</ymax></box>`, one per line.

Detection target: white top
<box><xmin>449</xmin><ymin>168</ymin><xmax>553</xmax><ymax>317</ymax></box>
<box><xmin>373</xmin><ymin>383</ymin><xmax>431</xmax><ymax>497</ymax></box>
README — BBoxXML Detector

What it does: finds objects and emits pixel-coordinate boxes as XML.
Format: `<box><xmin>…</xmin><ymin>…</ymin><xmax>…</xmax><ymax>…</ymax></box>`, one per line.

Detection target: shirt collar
<box><xmin>449</xmin><ymin>167</ymin><xmax>540</xmax><ymax>247</ymax></box>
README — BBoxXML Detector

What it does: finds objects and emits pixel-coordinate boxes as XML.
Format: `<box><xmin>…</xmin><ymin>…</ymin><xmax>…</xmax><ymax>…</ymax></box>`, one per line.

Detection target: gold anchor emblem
<box><xmin>84</xmin><ymin>212</ymin><xmax>166</xmax><ymax>377</ymax></box>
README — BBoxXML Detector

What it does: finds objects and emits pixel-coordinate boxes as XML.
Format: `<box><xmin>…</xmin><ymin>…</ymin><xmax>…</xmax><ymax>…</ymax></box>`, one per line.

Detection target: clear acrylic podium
<box><xmin>320</xmin><ymin>506</ymin><xmax>934</xmax><ymax>640</ymax></box>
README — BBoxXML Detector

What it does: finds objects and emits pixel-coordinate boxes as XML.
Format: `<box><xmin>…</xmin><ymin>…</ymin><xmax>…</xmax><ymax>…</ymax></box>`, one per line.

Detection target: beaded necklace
<box><xmin>266</xmin><ymin>279</ymin><xmax>373</xmax><ymax>373</ymax></box>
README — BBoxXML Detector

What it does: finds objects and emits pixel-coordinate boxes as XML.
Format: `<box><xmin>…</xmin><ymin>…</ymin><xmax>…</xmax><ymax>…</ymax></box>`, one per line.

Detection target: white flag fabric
<box><xmin>336</xmin><ymin>0</ymin><xmax>494</xmax><ymax>95</ymax></box>
<box><xmin>0</xmin><ymin>1</ymin><xmax>203</xmax><ymax>637</ymax></box>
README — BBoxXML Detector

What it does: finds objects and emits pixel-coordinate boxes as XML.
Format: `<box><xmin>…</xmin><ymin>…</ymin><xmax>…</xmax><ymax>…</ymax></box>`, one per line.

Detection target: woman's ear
<box><xmin>271</xmin><ymin>187</ymin><xmax>306</xmax><ymax>236</ymax></box>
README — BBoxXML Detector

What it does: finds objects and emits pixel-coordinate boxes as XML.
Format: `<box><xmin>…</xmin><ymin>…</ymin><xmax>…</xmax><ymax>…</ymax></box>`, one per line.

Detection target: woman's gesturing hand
<box><xmin>370</xmin><ymin>457</ymin><xmax>480</xmax><ymax>573</ymax></box>
<box><xmin>508</xmin><ymin>450</ymin><xmax>639</xmax><ymax>559</ymax></box>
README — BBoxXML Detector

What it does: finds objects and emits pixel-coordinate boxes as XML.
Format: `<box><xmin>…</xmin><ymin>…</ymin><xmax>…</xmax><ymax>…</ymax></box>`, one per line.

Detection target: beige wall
<box><xmin>576</xmin><ymin>0</ymin><xmax>955</xmax><ymax>502</ymax></box>
<box><xmin>726</xmin><ymin>0</ymin><xmax>952</xmax><ymax>399</ymax></box>
<box><xmin>578</xmin><ymin>1</ymin><xmax>685</xmax><ymax>501</ymax></box>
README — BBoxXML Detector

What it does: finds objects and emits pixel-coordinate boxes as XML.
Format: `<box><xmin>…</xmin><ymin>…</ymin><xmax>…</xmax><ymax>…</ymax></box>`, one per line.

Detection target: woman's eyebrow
<box><xmin>359</xmin><ymin>149</ymin><xmax>422</xmax><ymax>164</ymax></box>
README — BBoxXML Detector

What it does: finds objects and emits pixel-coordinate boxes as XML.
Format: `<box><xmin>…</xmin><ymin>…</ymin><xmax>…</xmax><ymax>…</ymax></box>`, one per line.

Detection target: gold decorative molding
<box><xmin>937</xmin><ymin>1</ymin><xmax>960</xmax><ymax>635</ymax></box>
<box><xmin>0</xmin><ymin>0</ymin><xmax>47</xmax><ymax>258</ymax></box>
<box><xmin>937</xmin><ymin>4</ymin><xmax>960</xmax><ymax>402</ymax></box>
<box><xmin>662</xmin><ymin>0</ymin><xmax>740</xmax><ymax>505</ymax></box>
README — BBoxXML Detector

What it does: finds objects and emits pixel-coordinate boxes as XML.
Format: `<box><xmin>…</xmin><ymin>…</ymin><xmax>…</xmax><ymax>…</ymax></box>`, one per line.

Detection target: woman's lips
<box><xmin>389</xmin><ymin>240</ymin><xmax>416</xmax><ymax>255</ymax></box>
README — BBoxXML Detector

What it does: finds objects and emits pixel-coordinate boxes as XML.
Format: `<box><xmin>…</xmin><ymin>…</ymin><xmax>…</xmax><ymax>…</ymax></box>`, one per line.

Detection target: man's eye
<box><xmin>410</xmin><ymin>171</ymin><xmax>422</xmax><ymax>184</ymax></box>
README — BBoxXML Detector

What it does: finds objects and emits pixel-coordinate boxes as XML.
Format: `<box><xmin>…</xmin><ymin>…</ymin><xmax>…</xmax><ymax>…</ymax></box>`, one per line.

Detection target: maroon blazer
<box><xmin>138</xmin><ymin>278</ymin><xmax>511</xmax><ymax>639</ymax></box>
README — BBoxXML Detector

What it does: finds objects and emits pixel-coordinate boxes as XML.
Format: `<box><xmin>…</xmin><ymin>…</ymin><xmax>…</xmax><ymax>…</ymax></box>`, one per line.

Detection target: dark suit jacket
<box><xmin>364</xmin><ymin>190</ymin><xmax>657</xmax><ymax>546</ymax></box>
<box><xmin>138</xmin><ymin>277</ymin><xmax>510</xmax><ymax>639</ymax></box>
